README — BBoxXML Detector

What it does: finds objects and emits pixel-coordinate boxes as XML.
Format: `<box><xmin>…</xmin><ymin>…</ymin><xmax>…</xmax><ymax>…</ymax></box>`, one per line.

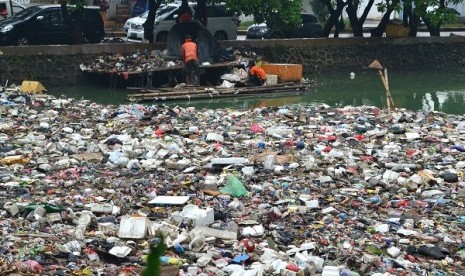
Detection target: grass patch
<box><xmin>239</xmin><ymin>20</ymin><xmax>256</xmax><ymax>31</ymax></box>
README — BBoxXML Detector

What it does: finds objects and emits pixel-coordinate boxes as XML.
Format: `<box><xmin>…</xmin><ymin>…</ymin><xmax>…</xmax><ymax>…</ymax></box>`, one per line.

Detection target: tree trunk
<box><xmin>194</xmin><ymin>0</ymin><xmax>208</xmax><ymax>27</ymax></box>
<box><xmin>423</xmin><ymin>17</ymin><xmax>440</xmax><ymax>36</ymax></box>
<box><xmin>370</xmin><ymin>9</ymin><xmax>393</xmax><ymax>37</ymax></box>
<box><xmin>346</xmin><ymin>0</ymin><xmax>374</xmax><ymax>37</ymax></box>
<box><xmin>60</xmin><ymin>0</ymin><xmax>85</xmax><ymax>44</ymax></box>
<box><xmin>321</xmin><ymin>0</ymin><xmax>347</xmax><ymax>37</ymax></box>
<box><xmin>402</xmin><ymin>1</ymin><xmax>420</xmax><ymax>36</ymax></box>
<box><xmin>143</xmin><ymin>0</ymin><xmax>161</xmax><ymax>43</ymax></box>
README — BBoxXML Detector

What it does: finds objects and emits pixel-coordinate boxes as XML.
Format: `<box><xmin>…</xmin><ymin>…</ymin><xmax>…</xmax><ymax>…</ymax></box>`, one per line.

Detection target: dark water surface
<box><xmin>47</xmin><ymin>69</ymin><xmax>465</xmax><ymax>115</ymax></box>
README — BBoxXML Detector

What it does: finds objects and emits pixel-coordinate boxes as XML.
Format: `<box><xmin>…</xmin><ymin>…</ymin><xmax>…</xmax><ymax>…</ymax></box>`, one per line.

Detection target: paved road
<box><xmin>237</xmin><ymin>31</ymin><xmax>465</xmax><ymax>40</ymax></box>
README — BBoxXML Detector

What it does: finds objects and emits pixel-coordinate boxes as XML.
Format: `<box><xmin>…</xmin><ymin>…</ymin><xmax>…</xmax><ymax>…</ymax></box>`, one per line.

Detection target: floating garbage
<box><xmin>0</xmin><ymin>89</ymin><xmax>463</xmax><ymax>275</ymax></box>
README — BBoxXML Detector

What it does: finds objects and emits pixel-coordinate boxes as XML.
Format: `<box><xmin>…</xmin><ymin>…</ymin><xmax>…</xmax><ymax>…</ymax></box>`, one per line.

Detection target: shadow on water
<box><xmin>47</xmin><ymin>68</ymin><xmax>465</xmax><ymax>115</ymax></box>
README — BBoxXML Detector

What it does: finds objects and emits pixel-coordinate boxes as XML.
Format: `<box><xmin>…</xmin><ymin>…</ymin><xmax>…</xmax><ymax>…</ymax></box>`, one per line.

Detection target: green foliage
<box><xmin>309</xmin><ymin>0</ymin><xmax>330</xmax><ymax>23</ymax></box>
<box><xmin>226</xmin><ymin>0</ymin><xmax>302</xmax><ymax>34</ymax></box>
<box><xmin>65</xmin><ymin>0</ymin><xmax>87</xmax><ymax>10</ymax></box>
<box><xmin>375</xmin><ymin>0</ymin><xmax>402</xmax><ymax>13</ymax></box>
<box><xmin>421</xmin><ymin>5</ymin><xmax>460</xmax><ymax>25</ymax></box>
<box><xmin>142</xmin><ymin>234</ymin><xmax>166</xmax><ymax>276</ymax></box>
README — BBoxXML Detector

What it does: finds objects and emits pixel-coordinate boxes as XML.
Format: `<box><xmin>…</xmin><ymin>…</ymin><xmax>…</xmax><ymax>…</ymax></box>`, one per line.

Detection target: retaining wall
<box><xmin>1</xmin><ymin>37</ymin><xmax>465</xmax><ymax>86</ymax></box>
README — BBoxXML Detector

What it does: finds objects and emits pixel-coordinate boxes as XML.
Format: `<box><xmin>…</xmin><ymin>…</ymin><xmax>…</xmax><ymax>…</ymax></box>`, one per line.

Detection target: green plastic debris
<box><xmin>220</xmin><ymin>175</ymin><xmax>248</xmax><ymax>197</ymax></box>
<box><xmin>366</xmin><ymin>245</ymin><xmax>383</xmax><ymax>255</ymax></box>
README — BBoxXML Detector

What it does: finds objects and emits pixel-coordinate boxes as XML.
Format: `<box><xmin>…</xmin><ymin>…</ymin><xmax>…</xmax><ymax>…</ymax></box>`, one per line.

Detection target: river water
<box><xmin>47</xmin><ymin>68</ymin><xmax>465</xmax><ymax>115</ymax></box>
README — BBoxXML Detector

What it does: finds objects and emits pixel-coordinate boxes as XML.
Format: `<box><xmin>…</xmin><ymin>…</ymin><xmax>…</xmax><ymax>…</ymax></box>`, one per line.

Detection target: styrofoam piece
<box><xmin>206</xmin><ymin>133</ymin><xmax>224</xmax><ymax>142</ymax></box>
<box><xmin>265</xmin><ymin>74</ymin><xmax>278</xmax><ymax>85</ymax></box>
<box><xmin>118</xmin><ymin>216</ymin><xmax>149</xmax><ymax>239</ymax></box>
<box><xmin>300</xmin><ymin>242</ymin><xmax>316</xmax><ymax>251</ymax></box>
<box><xmin>322</xmin><ymin>266</ymin><xmax>340</xmax><ymax>276</ymax></box>
<box><xmin>46</xmin><ymin>213</ymin><xmax>62</xmax><ymax>223</ymax></box>
<box><xmin>387</xmin><ymin>246</ymin><xmax>401</xmax><ymax>257</ymax></box>
<box><xmin>304</xmin><ymin>199</ymin><xmax>319</xmax><ymax>209</ymax></box>
<box><xmin>321</xmin><ymin>207</ymin><xmax>337</xmax><ymax>214</ymax></box>
<box><xmin>171</xmin><ymin>205</ymin><xmax>214</xmax><ymax>226</ymax></box>
<box><xmin>374</xmin><ymin>223</ymin><xmax>389</xmax><ymax>233</ymax></box>
<box><xmin>265</xmin><ymin>127</ymin><xmax>293</xmax><ymax>136</ymax></box>
<box><xmin>307</xmin><ymin>256</ymin><xmax>324</xmax><ymax>272</ymax></box>
<box><xmin>242</xmin><ymin>224</ymin><xmax>265</xmax><ymax>236</ymax></box>
<box><xmin>405</xmin><ymin>132</ymin><xmax>420</xmax><ymax>140</ymax></box>
<box><xmin>109</xmin><ymin>245</ymin><xmax>132</xmax><ymax>258</ymax></box>
<box><xmin>90</xmin><ymin>203</ymin><xmax>113</xmax><ymax>213</ymax></box>
<box><xmin>148</xmin><ymin>196</ymin><xmax>190</xmax><ymax>205</ymax></box>
<box><xmin>195</xmin><ymin>226</ymin><xmax>237</xmax><ymax>240</ymax></box>
<box><xmin>210</xmin><ymin>157</ymin><xmax>248</xmax><ymax>165</ymax></box>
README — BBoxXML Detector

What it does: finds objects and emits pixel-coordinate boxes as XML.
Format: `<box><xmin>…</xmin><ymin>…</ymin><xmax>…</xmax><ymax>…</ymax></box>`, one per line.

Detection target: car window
<box><xmin>49</xmin><ymin>10</ymin><xmax>63</xmax><ymax>24</ymax></box>
<box><xmin>12</xmin><ymin>6</ymin><xmax>41</xmax><ymax>19</ymax></box>
<box><xmin>12</xmin><ymin>5</ymin><xmax>25</xmax><ymax>14</ymax></box>
<box><xmin>164</xmin><ymin>8</ymin><xmax>178</xmax><ymax>20</ymax></box>
<box><xmin>36</xmin><ymin>9</ymin><xmax>63</xmax><ymax>26</ymax></box>
<box><xmin>157</xmin><ymin>5</ymin><xmax>176</xmax><ymax>16</ymax></box>
<box><xmin>82</xmin><ymin>9</ymin><xmax>100</xmax><ymax>21</ymax></box>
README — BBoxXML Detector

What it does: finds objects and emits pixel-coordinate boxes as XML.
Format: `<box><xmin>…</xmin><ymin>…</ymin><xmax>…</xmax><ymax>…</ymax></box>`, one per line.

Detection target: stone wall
<box><xmin>1</xmin><ymin>37</ymin><xmax>465</xmax><ymax>86</ymax></box>
<box><xmin>221</xmin><ymin>37</ymin><xmax>465</xmax><ymax>75</ymax></box>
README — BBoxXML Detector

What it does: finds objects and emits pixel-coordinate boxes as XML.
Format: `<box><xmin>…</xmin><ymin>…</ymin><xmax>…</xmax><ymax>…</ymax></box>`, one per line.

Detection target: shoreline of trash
<box><xmin>0</xmin><ymin>91</ymin><xmax>464</xmax><ymax>275</ymax></box>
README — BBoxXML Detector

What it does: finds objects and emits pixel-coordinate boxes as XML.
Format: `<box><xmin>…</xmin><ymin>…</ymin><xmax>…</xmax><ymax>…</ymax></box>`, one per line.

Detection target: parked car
<box><xmin>0</xmin><ymin>5</ymin><xmax>104</xmax><ymax>46</ymax></box>
<box><xmin>123</xmin><ymin>11</ymin><xmax>146</xmax><ymax>33</ymax></box>
<box><xmin>0</xmin><ymin>0</ymin><xmax>25</xmax><ymax>21</ymax></box>
<box><xmin>127</xmin><ymin>2</ymin><xmax>238</xmax><ymax>42</ymax></box>
<box><xmin>124</xmin><ymin>4</ymin><xmax>174</xmax><ymax>34</ymax></box>
<box><xmin>246</xmin><ymin>13</ymin><xmax>322</xmax><ymax>39</ymax></box>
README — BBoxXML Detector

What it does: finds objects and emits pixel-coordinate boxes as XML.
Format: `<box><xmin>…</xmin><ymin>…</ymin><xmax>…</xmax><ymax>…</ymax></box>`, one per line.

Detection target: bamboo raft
<box><xmin>126</xmin><ymin>81</ymin><xmax>319</xmax><ymax>102</ymax></box>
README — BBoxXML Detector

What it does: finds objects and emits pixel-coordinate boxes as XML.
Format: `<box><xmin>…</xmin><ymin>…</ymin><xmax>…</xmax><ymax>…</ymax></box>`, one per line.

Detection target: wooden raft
<box><xmin>126</xmin><ymin>81</ymin><xmax>317</xmax><ymax>102</ymax></box>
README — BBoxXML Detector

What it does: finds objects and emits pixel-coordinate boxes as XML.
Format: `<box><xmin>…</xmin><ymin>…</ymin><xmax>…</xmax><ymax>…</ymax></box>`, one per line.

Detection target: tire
<box><xmin>214</xmin><ymin>31</ymin><xmax>227</xmax><ymax>41</ymax></box>
<box><xmin>156</xmin><ymin>32</ymin><xmax>168</xmax><ymax>43</ymax></box>
<box><xmin>16</xmin><ymin>37</ymin><xmax>29</xmax><ymax>46</ymax></box>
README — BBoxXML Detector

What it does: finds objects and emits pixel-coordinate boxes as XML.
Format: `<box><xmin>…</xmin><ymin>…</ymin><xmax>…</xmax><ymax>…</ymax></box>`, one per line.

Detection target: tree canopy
<box><xmin>139</xmin><ymin>0</ymin><xmax>465</xmax><ymax>41</ymax></box>
<box><xmin>226</xmin><ymin>0</ymin><xmax>303</xmax><ymax>35</ymax></box>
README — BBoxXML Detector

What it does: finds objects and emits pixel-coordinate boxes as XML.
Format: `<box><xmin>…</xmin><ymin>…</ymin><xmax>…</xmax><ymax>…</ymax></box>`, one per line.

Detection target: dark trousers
<box><xmin>185</xmin><ymin>59</ymin><xmax>199</xmax><ymax>86</ymax></box>
<box><xmin>250</xmin><ymin>75</ymin><xmax>265</xmax><ymax>86</ymax></box>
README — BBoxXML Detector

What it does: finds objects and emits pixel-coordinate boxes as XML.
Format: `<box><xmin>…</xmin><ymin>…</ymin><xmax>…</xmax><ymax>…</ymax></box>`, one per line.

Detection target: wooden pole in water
<box><xmin>368</xmin><ymin>60</ymin><xmax>395</xmax><ymax>114</ymax></box>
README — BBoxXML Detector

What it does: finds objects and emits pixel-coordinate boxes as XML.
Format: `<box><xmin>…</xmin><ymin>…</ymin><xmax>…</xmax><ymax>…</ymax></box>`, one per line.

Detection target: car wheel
<box><xmin>16</xmin><ymin>37</ymin><xmax>29</xmax><ymax>46</ymax></box>
<box><xmin>214</xmin><ymin>31</ymin><xmax>227</xmax><ymax>41</ymax></box>
<box><xmin>156</xmin><ymin>32</ymin><xmax>168</xmax><ymax>43</ymax></box>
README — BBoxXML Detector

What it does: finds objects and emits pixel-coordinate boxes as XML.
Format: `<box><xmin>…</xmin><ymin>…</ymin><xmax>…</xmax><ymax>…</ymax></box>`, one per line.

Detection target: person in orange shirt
<box><xmin>248</xmin><ymin>60</ymin><xmax>267</xmax><ymax>86</ymax></box>
<box><xmin>181</xmin><ymin>35</ymin><xmax>199</xmax><ymax>85</ymax></box>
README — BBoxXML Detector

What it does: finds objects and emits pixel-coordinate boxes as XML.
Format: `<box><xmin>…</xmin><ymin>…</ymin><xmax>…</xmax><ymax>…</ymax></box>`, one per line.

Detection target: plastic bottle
<box><xmin>160</xmin><ymin>256</ymin><xmax>184</xmax><ymax>266</ymax></box>
<box><xmin>174</xmin><ymin>243</ymin><xmax>185</xmax><ymax>255</ymax></box>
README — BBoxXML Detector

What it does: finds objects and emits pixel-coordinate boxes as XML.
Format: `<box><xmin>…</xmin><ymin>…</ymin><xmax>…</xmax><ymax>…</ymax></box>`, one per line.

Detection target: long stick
<box><xmin>378</xmin><ymin>70</ymin><xmax>391</xmax><ymax>114</ymax></box>
<box><xmin>384</xmin><ymin>68</ymin><xmax>395</xmax><ymax>108</ymax></box>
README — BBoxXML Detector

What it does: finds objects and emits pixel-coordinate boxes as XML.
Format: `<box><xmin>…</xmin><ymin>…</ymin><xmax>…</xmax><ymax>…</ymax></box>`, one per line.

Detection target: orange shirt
<box><xmin>181</xmin><ymin>41</ymin><xmax>198</xmax><ymax>63</ymax></box>
<box><xmin>250</xmin><ymin>65</ymin><xmax>267</xmax><ymax>80</ymax></box>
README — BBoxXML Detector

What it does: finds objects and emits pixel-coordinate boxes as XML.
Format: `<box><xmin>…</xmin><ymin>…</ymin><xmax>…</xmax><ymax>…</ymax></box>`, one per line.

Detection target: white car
<box><xmin>124</xmin><ymin>4</ymin><xmax>173</xmax><ymax>34</ymax></box>
<box><xmin>123</xmin><ymin>11</ymin><xmax>147</xmax><ymax>33</ymax></box>
<box><xmin>127</xmin><ymin>2</ymin><xmax>238</xmax><ymax>42</ymax></box>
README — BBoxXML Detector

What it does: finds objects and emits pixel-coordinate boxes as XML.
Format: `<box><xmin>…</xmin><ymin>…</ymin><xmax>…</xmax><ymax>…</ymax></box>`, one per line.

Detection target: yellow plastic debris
<box><xmin>0</xmin><ymin>155</ymin><xmax>30</xmax><ymax>165</ymax></box>
<box><xmin>20</xmin><ymin>81</ymin><xmax>46</xmax><ymax>94</ymax></box>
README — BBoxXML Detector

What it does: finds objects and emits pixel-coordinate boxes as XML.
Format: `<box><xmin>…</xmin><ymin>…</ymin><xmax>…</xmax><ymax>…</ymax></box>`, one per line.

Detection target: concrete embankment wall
<box><xmin>1</xmin><ymin>37</ymin><xmax>465</xmax><ymax>86</ymax></box>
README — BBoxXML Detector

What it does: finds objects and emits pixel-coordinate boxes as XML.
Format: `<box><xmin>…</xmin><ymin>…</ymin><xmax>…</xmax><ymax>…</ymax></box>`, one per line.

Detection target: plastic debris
<box><xmin>0</xmin><ymin>90</ymin><xmax>463</xmax><ymax>275</ymax></box>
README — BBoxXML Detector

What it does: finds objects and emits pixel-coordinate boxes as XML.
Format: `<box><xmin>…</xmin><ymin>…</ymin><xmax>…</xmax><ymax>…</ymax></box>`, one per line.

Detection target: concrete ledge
<box><xmin>2</xmin><ymin>36</ymin><xmax>464</xmax><ymax>57</ymax></box>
